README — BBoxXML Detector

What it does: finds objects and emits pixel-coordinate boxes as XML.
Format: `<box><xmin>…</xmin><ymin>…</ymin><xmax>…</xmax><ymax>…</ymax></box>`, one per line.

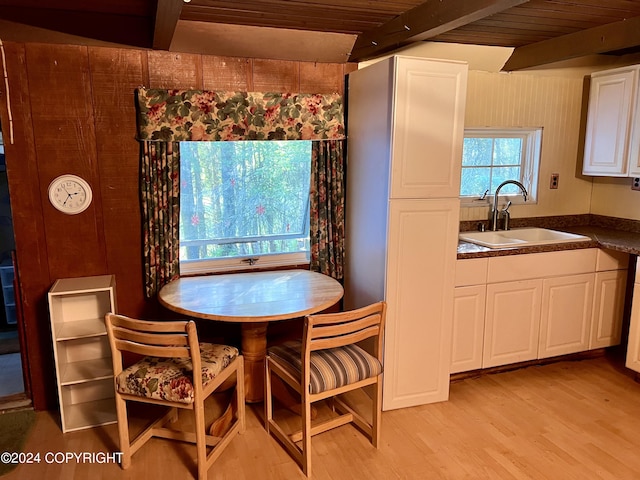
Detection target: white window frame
<box><xmin>181</xmin><ymin>251</ymin><xmax>310</xmax><ymax>275</ymax></box>
<box><xmin>460</xmin><ymin>127</ymin><xmax>542</xmax><ymax>207</ymax></box>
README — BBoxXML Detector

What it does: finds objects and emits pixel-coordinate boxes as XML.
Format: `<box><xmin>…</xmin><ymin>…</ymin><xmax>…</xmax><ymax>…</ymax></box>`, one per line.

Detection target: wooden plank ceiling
<box><xmin>1</xmin><ymin>0</ymin><xmax>640</xmax><ymax>69</ymax></box>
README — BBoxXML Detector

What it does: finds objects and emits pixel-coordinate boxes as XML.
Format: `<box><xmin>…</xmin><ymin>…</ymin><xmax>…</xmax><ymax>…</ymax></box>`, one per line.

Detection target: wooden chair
<box><xmin>264</xmin><ymin>301</ymin><xmax>386</xmax><ymax>477</ymax></box>
<box><xmin>105</xmin><ymin>313</ymin><xmax>245</xmax><ymax>480</ymax></box>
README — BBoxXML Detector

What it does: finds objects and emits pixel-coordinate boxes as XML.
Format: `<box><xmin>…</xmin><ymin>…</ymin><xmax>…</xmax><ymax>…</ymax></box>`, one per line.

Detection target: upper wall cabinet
<box><xmin>583</xmin><ymin>65</ymin><xmax>640</xmax><ymax>177</ymax></box>
<box><xmin>390</xmin><ymin>57</ymin><xmax>467</xmax><ymax>198</ymax></box>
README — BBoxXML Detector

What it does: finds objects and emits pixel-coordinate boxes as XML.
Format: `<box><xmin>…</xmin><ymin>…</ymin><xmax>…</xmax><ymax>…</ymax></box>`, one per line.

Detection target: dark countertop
<box><xmin>457</xmin><ymin>224</ymin><xmax>640</xmax><ymax>259</ymax></box>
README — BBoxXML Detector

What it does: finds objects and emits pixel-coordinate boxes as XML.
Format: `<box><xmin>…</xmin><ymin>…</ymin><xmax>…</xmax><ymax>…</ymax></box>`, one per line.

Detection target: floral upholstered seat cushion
<box><xmin>115</xmin><ymin>343</ymin><xmax>239</xmax><ymax>404</ymax></box>
<box><xmin>268</xmin><ymin>341</ymin><xmax>382</xmax><ymax>395</ymax></box>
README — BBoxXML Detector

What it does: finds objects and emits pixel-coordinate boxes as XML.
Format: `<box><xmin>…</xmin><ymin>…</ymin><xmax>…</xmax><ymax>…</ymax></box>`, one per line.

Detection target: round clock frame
<box><xmin>48</xmin><ymin>174</ymin><xmax>93</xmax><ymax>215</ymax></box>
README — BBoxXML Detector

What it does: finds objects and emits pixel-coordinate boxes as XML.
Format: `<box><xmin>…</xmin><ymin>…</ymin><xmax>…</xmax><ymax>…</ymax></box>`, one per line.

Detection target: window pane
<box><xmin>180</xmin><ymin>141</ymin><xmax>311</xmax><ymax>261</ymax></box>
<box><xmin>493</xmin><ymin>138</ymin><xmax>522</xmax><ymax>166</ymax></box>
<box><xmin>460</xmin><ymin>167</ymin><xmax>491</xmax><ymax>196</ymax></box>
<box><xmin>490</xmin><ymin>166</ymin><xmax>521</xmax><ymax>192</ymax></box>
<box><xmin>460</xmin><ymin>128</ymin><xmax>541</xmax><ymax>201</ymax></box>
<box><xmin>462</xmin><ymin>138</ymin><xmax>493</xmax><ymax>166</ymax></box>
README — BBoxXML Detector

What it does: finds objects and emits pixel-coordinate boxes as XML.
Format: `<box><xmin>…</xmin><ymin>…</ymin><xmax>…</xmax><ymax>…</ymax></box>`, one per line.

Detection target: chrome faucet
<box><xmin>491</xmin><ymin>180</ymin><xmax>528</xmax><ymax>231</ymax></box>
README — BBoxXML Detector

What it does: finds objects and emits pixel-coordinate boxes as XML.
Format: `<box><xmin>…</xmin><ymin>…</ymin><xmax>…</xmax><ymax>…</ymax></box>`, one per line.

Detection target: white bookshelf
<box><xmin>48</xmin><ymin>275</ymin><xmax>117</xmax><ymax>433</ymax></box>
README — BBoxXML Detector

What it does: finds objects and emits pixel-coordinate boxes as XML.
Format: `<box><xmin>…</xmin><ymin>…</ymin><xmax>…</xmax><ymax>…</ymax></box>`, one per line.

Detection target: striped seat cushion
<box><xmin>268</xmin><ymin>341</ymin><xmax>382</xmax><ymax>394</ymax></box>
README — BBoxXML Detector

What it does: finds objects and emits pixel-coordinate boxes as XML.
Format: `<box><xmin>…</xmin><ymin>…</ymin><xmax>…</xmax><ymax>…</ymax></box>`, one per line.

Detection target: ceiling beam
<box><xmin>503</xmin><ymin>15</ymin><xmax>640</xmax><ymax>71</ymax></box>
<box><xmin>153</xmin><ymin>0</ymin><xmax>183</xmax><ymax>50</ymax></box>
<box><xmin>348</xmin><ymin>0</ymin><xmax>529</xmax><ymax>62</ymax></box>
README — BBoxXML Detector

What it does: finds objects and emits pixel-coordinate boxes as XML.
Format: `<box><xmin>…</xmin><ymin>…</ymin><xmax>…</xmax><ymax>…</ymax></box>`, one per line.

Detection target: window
<box><xmin>179</xmin><ymin>140</ymin><xmax>312</xmax><ymax>273</ymax></box>
<box><xmin>460</xmin><ymin>128</ymin><xmax>542</xmax><ymax>205</ymax></box>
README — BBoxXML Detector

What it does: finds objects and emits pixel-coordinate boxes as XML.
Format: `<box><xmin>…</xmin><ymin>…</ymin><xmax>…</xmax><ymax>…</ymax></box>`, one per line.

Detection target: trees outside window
<box><xmin>460</xmin><ymin>128</ymin><xmax>542</xmax><ymax>204</ymax></box>
<box><xmin>180</xmin><ymin>140</ymin><xmax>311</xmax><ymax>272</ymax></box>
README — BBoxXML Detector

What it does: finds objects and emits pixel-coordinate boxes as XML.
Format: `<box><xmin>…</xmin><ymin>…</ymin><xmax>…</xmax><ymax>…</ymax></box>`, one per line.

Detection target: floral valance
<box><xmin>135</xmin><ymin>87</ymin><xmax>345</xmax><ymax>142</ymax></box>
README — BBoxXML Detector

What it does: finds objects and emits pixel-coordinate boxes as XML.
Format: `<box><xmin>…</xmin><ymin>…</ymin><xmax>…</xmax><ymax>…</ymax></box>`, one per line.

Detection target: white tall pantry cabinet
<box><xmin>344</xmin><ymin>56</ymin><xmax>468</xmax><ymax>410</ymax></box>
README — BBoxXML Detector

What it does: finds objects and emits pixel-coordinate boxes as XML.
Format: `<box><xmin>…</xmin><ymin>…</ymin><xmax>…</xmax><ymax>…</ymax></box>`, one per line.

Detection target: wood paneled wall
<box><xmin>0</xmin><ymin>42</ymin><xmax>355</xmax><ymax>410</ymax></box>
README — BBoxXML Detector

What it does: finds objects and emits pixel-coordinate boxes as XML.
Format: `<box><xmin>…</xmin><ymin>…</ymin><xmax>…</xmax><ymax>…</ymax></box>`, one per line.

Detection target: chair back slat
<box><xmin>108</xmin><ymin>314</ymin><xmax>189</xmax><ymax>333</ymax></box>
<box><xmin>113</xmin><ymin>339</ymin><xmax>191</xmax><ymax>358</ymax></box>
<box><xmin>112</xmin><ymin>326</ymin><xmax>189</xmax><ymax>347</ymax></box>
<box><xmin>310</xmin><ymin>307</ymin><xmax>379</xmax><ymax>326</ymax></box>
<box><xmin>308</xmin><ymin>313</ymin><xmax>381</xmax><ymax>343</ymax></box>
<box><xmin>310</xmin><ymin>325</ymin><xmax>380</xmax><ymax>352</ymax></box>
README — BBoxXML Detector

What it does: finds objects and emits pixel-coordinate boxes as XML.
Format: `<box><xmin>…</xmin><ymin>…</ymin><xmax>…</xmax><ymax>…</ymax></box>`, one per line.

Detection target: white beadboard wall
<box><xmin>591</xmin><ymin>178</ymin><xmax>640</xmax><ymax>220</ymax></box>
<box><xmin>461</xmin><ymin>70</ymin><xmax>593</xmax><ymax>222</ymax></box>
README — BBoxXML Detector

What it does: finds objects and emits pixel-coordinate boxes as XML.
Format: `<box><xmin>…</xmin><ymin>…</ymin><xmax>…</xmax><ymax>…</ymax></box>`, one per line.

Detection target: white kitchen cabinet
<box><xmin>591</xmin><ymin>249</ymin><xmax>629</xmax><ymax>349</ymax></box>
<box><xmin>451</xmin><ymin>258</ymin><xmax>487</xmax><ymax>374</ymax></box>
<box><xmin>483</xmin><ymin>280</ymin><xmax>542</xmax><ymax>368</ymax></box>
<box><xmin>582</xmin><ymin>65</ymin><xmax>640</xmax><ymax>177</ymax></box>
<box><xmin>625</xmin><ymin>258</ymin><xmax>640</xmax><ymax>373</ymax></box>
<box><xmin>454</xmin><ymin>248</ymin><xmax>628</xmax><ymax>373</ymax></box>
<box><xmin>344</xmin><ymin>55</ymin><xmax>467</xmax><ymax>411</ymax></box>
<box><xmin>390</xmin><ymin>57</ymin><xmax>467</xmax><ymax>199</ymax></box>
<box><xmin>591</xmin><ymin>270</ymin><xmax>627</xmax><ymax>348</ymax></box>
<box><xmin>48</xmin><ymin>275</ymin><xmax>117</xmax><ymax>432</ymax></box>
<box><xmin>485</xmin><ymin>251</ymin><xmax>594</xmax><ymax>368</ymax></box>
<box><xmin>384</xmin><ymin>199</ymin><xmax>460</xmax><ymax>409</ymax></box>
<box><xmin>538</xmin><ymin>274</ymin><xmax>594</xmax><ymax>358</ymax></box>
<box><xmin>451</xmin><ymin>285</ymin><xmax>486</xmax><ymax>373</ymax></box>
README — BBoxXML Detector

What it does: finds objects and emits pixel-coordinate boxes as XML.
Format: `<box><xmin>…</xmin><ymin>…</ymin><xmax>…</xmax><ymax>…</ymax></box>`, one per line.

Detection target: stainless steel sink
<box><xmin>458</xmin><ymin>227</ymin><xmax>591</xmax><ymax>249</ymax></box>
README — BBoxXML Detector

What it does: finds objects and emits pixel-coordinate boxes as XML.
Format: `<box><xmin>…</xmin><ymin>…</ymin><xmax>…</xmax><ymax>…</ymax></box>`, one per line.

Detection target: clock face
<box><xmin>48</xmin><ymin>175</ymin><xmax>93</xmax><ymax>215</ymax></box>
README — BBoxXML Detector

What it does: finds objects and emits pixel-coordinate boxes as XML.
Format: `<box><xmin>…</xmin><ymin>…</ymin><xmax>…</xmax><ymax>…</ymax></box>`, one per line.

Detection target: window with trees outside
<box><xmin>179</xmin><ymin>140</ymin><xmax>312</xmax><ymax>273</ymax></box>
<box><xmin>460</xmin><ymin>128</ymin><xmax>542</xmax><ymax>205</ymax></box>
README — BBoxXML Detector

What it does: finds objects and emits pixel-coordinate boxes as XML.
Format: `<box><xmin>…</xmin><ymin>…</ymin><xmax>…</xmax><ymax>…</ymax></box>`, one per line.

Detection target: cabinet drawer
<box><xmin>455</xmin><ymin>258</ymin><xmax>488</xmax><ymax>286</ymax></box>
<box><xmin>596</xmin><ymin>249</ymin><xmax>629</xmax><ymax>271</ymax></box>
<box><xmin>487</xmin><ymin>249</ymin><xmax>597</xmax><ymax>284</ymax></box>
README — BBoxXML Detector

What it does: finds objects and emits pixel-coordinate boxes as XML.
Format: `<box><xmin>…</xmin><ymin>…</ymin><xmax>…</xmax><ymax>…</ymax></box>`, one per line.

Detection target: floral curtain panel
<box><xmin>140</xmin><ymin>141</ymin><xmax>181</xmax><ymax>297</ymax></box>
<box><xmin>136</xmin><ymin>87</ymin><xmax>346</xmax><ymax>296</ymax></box>
<box><xmin>310</xmin><ymin>140</ymin><xmax>345</xmax><ymax>281</ymax></box>
<box><xmin>136</xmin><ymin>87</ymin><xmax>345</xmax><ymax>142</ymax></box>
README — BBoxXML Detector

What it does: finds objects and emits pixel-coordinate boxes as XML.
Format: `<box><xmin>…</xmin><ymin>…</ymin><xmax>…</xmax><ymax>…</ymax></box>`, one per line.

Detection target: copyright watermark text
<box><xmin>1</xmin><ymin>451</ymin><xmax>123</xmax><ymax>464</ymax></box>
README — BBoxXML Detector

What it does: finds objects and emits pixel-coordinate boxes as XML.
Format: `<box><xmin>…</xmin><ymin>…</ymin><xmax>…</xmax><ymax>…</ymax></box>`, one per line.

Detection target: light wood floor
<box><xmin>5</xmin><ymin>353</ymin><xmax>640</xmax><ymax>480</ymax></box>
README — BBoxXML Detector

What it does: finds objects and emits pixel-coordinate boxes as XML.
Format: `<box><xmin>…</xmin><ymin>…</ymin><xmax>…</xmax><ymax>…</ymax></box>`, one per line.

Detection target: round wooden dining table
<box><xmin>158</xmin><ymin>269</ymin><xmax>344</xmax><ymax>402</ymax></box>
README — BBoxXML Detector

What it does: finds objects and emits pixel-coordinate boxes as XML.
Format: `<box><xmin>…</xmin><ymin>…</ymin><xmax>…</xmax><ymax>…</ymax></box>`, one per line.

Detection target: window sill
<box><xmin>460</xmin><ymin>196</ymin><xmax>536</xmax><ymax>208</ymax></box>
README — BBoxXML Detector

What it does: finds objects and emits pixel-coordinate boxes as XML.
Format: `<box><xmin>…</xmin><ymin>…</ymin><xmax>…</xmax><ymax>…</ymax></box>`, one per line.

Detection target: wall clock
<box><xmin>48</xmin><ymin>174</ymin><xmax>93</xmax><ymax>215</ymax></box>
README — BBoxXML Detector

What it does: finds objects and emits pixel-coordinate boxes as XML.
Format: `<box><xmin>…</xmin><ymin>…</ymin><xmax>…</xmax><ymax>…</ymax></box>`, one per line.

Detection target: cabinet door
<box><xmin>451</xmin><ymin>285</ymin><xmax>486</xmax><ymax>373</ymax></box>
<box><xmin>626</xmin><ymin>281</ymin><xmax>640</xmax><ymax>373</ymax></box>
<box><xmin>383</xmin><ymin>198</ymin><xmax>459</xmax><ymax>410</ymax></box>
<box><xmin>390</xmin><ymin>57</ymin><xmax>467</xmax><ymax>199</ymax></box>
<box><xmin>539</xmin><ymin>274</ymin><xmax>594</xmax><ymax>359</ymax></box>
<box><xmin>483</xmin><ymin>280</ymin><xmax>542</xmax><ymax>368</ymax></box>
<box><xmin>591</xmin><ymin>270</ymin><xmax>627</xmax><ymax>349</ymax></box>
<box><xmin>583</xmin><ymin>68</ymin><xmax>636</xmax><ymax>176</ymax></box>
